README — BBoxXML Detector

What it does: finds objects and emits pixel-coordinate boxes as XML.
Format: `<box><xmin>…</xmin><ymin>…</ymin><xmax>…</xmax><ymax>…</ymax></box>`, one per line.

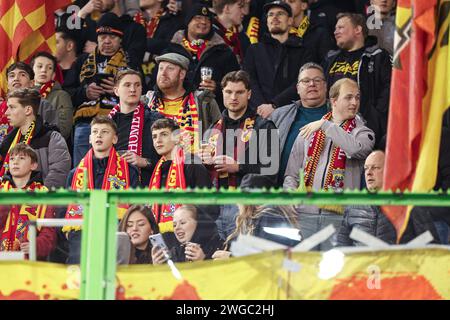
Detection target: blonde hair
<box><xmin>224</xmin><ymin>205</ymin><xmax>299</xmax><ymax>247</ymax></box>
<box><xmin>329</xmin><ymin>78</ymin><xmax>358</xmax><ymax>100</ymax></box>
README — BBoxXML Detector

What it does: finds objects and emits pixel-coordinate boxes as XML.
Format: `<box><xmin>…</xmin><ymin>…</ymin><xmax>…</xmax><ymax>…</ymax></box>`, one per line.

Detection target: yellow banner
<box><xmin>0</xmin><ymin>248</ymin><xmax>448</xmax><ymax>300</ymax></box>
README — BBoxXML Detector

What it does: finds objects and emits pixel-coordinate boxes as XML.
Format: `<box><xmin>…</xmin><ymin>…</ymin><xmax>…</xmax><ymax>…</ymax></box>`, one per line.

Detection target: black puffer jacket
<box><xmin>337</xmin><ymin>205</ymin><xmax>397</xmax><ymax>246</ymax></box>
<box><xmin>243</xmin><ymin>34</ymin><xmax>315</xmax><ymax>109</ymax></box>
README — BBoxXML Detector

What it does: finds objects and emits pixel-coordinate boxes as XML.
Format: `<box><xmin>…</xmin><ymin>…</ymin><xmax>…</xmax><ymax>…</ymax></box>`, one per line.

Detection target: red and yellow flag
<box><xmin>0</xmin><ymin>0</ymin><xmax>72</xmax><ymax>97</ymax></box>
<box><xmin>383</xmin><ymin>0</ymin><xmax>450</xmax><ymax>240</ymax></box>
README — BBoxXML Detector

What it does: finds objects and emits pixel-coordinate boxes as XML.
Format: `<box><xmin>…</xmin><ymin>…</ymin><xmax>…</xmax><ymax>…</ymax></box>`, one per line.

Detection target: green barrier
<box><xmin>1</xmin><ymin>188</ymin><xmax>449</xmax><ymax>300</ymax></box>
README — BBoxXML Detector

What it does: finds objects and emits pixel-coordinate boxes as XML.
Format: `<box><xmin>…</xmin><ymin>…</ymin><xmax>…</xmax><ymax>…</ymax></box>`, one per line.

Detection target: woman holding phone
<box><xmin>152</xmin><ymin>205</ymin><xmax>223</xmax><ymax>264</ymax></box>
<box><xmin>119</xmin><ymin>205</ymin><xmax>159</xmax><ymax>264</ymax></box>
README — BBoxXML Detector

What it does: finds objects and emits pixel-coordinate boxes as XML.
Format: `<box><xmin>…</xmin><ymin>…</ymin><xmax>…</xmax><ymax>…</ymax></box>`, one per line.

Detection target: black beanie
<box><xmin>184</xmin><ymin>3</ymin><xmax>214</xmax><ymax>27</ymax></box>
<box><xmin>96</xmin><ymin>12</ymin><xmax>124</xmax><ymax>37</ymax></box>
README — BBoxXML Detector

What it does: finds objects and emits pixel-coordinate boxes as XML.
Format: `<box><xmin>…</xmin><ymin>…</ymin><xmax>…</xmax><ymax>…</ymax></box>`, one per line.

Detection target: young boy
<box><xmin>149</xmin><ymin>118</ymin><xmax>212</xmax><ymax>233</ymax></box>
<box><xmin>31</xmin><ymin>51</ymin><xmax>73</xmax><ymax>140</ymax></box>
<box><xmin>63</xmin><ymin>115</ymin><xmax>139</xmax><ymax>264</ymax></box>
<box><xmin>0</xmin><ymin>88</ymin><xmax>71</xmax><ymax>189</ymax></box>
<box><xmin>0</xmin><ymin>143</ymin><xmax>56</xmax><ymax>260</ymax></box>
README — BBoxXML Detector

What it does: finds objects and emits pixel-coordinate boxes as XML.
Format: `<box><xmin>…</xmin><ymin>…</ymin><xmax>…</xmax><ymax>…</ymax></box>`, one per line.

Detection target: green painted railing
<box><xmin>1</xmin><ymin>188</ymin><xmax>449</xmax><ymax>300</ymax></box>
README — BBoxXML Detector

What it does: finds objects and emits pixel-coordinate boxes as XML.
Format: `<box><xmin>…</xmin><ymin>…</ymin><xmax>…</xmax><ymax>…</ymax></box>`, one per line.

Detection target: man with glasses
<box><xmin>283</xmin><ymin>78</ymin><xmax>374</xmax><ymax>250</ymax></box>
<box><xmin>243</xmin><ymin>0</ymin><xmax>314</xmax><ymax>119</ymax></box>
<box><xmin>270</xmin><ymin>62</ymin><xmax>329</xmax><ymax>186</ymax></box>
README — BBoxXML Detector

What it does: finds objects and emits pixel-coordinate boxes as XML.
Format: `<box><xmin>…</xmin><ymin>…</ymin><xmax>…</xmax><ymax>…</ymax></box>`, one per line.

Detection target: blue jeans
<box><xmin>73</xmin><ymin>122</ymin><xmax>91</xmax><ymax>167</ymax></box>
<box><xmin>67</xmin><ymin>231</ymin><xmax>81</xmax><ymax>264</ymax></box>
<box><xmin>297</xmin><ymin>210</ymin><xmax>344</xmax><ymax>251</ymax></box>
<box><xmin>216</xmin><ymin>205</ymin><xmax>239</xmax><ymax>241</ymax></box>
<box><xmin>434</xmin><ymin>220</ymin><xmax>449</xmax><ymax>244</ymax></box>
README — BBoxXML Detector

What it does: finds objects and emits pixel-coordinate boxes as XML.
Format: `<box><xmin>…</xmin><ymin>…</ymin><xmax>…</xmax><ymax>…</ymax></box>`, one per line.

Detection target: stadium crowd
<box><xmin>0</xmin><ymin>0</ymin><xmax>448</xmax><ymax>264</ymax></box>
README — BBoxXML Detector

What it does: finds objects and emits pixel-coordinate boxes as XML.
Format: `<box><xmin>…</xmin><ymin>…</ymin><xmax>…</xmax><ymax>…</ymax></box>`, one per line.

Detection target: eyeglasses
<box><xmin>267</xmin><ymin>11</ymin><xmax>288</xmax><ymax>18</ymax></box>
<box><xmin>297</xmin><ymin>77</ymin><xmax>325</xmax><ymax>86</ymax></box>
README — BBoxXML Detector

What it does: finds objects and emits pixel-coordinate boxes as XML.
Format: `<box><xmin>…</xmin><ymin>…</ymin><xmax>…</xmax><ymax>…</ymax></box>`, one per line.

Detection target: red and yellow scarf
<box><xmin>208</xmin><ymin>116</ymin><xmax>256</xmax><ymax>190</ymax></box>
<box><xmin>133</xmin><ymin>10</ymin><xmax>163</xmax><ymax>38</ymax></box>
<box><xmin>304</xmin><ymin>112</ymin><xmax>356</xmax><ymax>191</ymax></box>
<box><xmin>0</xmin><ymin>180</ymin><xmax>47</xmax><ymax>252</ymax></box>
<box><xmin>181</xmin><ymin>37</ymin><xmax>208</xmax><ymax>60</ymax></box>
<box><xmin>246</xmin><ymin>17</ymin><xmax>260</xmax><ymax>44</ymax></box>
<box><xmin>109</xmin><ymin>103</ymin><xmax>145</xmax><ymax>157</ymax></box>
<box><xmin>0</xmin><ymin>101</ymin><xmax>13</xmax><ymax>146</ymax></box>
<box><xmin>214</xmin><ymin>20</ymin><xmax>243</xmax><ymax>63</ymax></box>
<box><xmin>148</xmin><ymin>147</ymin><xmax>186</xmax><ymax>233</ymax></box>
<box><xmin>0</xmin><ymin>121</ymin><xmax>35</xmax><ymax>178</ymax></box>
<box><xmin>39</xmin><ymin>80</ymin><xmax>55</xmax><ymax>99</ymax></box>
<box><xmin>63</xmin><ymin>147</ymin><xmax>130</xmax><ymax>232</ymax></box>
<box><xmin>148</xmin><ymin>93</ymin><xmax>200</xmax><ymax>153</ymax></box>
<box><xmin>289</xmin><ymin>16</ymin><xmax>310</xmax><ymax>38</ymax></box>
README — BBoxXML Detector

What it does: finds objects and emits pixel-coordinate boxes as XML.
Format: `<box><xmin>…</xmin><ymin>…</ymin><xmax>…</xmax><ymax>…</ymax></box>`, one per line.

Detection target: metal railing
<box><xmin>1</xmin><ymin>188</ymin><xmax>449</xmax><ymax>299</ymax></box>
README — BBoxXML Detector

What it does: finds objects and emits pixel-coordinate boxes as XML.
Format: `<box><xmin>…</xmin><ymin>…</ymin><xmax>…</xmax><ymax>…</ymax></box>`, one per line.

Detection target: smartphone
<box><xmin>96</xmin><ymin>73</ymin><xmax>114</xmax><ymax>85</ymax></box>
<box><xmin>149</xmin><ymin>233</ymin><xmax>170</xmax><ymax>259</ymax></box>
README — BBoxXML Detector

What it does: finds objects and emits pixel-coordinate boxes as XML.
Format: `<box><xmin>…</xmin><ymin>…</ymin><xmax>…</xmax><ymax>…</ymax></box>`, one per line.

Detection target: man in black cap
<box><xmin>76</xmin><ymin>0</ymin><xmax>146</xmax><ymax>68</ymax></box>
<box><xmin>65</xmin><ymin>12</ymin><xmax>137</xmax><ymax>167</ymax></box>
<box><xmin>170</xmin><ymin>2</ymin><xmax>240</xmax><ymax>111</ymax></box>
<box><xmin>242</xmin><ymin>1</ymin><xmax>314</xmax><ymax>118</ymax></box>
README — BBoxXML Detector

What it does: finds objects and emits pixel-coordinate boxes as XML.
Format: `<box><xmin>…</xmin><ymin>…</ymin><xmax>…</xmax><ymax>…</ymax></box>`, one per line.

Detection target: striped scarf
<box><xmin>39</xmin><ymin>80</ymin><xmax>55</xmax><ymax>99</ymax></box>
<box><xmin>0</xmin><ymin>121</ymin><xmax>35</xmax><ymax>178</ymax></box>
<box><xmin>0</xmin><ymin>180</ymin><xmax>47</xmax><ymax>252</ymax></box>
<box><xmin>133</xmin><ymin>10</ymin><xmax>163</xmax><ymax>38</ymax></box>
<box><xmin>148</xmin><ymin>147</ymin><xmax>186</xmax><ymax>233</ymax></box>
<box><xmin>304</xmin><ymin>112</ymin><xmax>356</xmax><ymax>191</ymax></box>
<box><xmin>208</xmin><ymin>115</ymin><xmax>256</xmax><ymax>190</ymax></box>
<box><xmin>63</xmin><ymin>147</ymin><xmax>131</xmax><ymax>232</ymax></box>
<box><xmin>290</xmin><ymin>16</ymin><xmax>310</xmax><ymax>38</ymax></box>
<box><xmin>148</xmin><ymin>92</ymin><xmax>200</xmax><ymax>153</ymax></box>
<box><xmin>181</xmin><ymin>37</ymin><xmax>208</xmax><ymax>60</ymax></box>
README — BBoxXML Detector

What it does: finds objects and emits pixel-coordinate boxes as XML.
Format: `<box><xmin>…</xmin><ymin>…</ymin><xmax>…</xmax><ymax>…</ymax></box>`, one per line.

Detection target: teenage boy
<box><xmin>149</xmin><ymin>118</ymin><xmax>211</xmax><ymax>233</ymax></box>
<box><xmin>31</xmin><ymin>51</ymin><xmax>73</xmax><ymax>140</ymax></box>
<box><xmin>0</xmin><ymin>143</ymin><xmax>56</xmax><ymax>260</ymax></box>
<box><xmin>110</xmin><ymin>69</ymin><xmax>163</xmax><ymax>186</ymax></box>
<box><xmin>0</xmin><ymin>88</ymin><xmax>71</xmax><ymax>189</ymax></box>
<box><xmin>63</xmin><ymin>115</ymin><xmax>139</xmax><ymax>264</ymax></box>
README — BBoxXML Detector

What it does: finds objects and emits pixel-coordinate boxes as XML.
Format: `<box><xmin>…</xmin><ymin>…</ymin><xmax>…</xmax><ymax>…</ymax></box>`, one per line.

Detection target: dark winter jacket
<box><xmin>111</xmin><ymin>107</ymin><xmax>164</xmax><ymax>187</ymax></box>
<box><xmin>243</xmin><ymin>34</ymin><xmax>315</xmax><ymax>109</ymax></box>
<box><xmin>301</xmin><ymin>21</ymin><xmax>336</xmax><ymax>63</ymax></box>
<box><xmin>0</xmin><ymin>117</ymin><xmax>71</xmax><ymax>189</ymax></box>
<box><xmin>156</xmin><ymin>157</ymin><xmax>212</xmax><ymax>190</ymax></box>
<box><xmin>203</xmin><ymin>107</ymin><xmax>279</xmax><ymax>188</ymax></box>
<box><xmin>337</xmin><ymin>205</ymin><xmax>397</xmax><ymax>246</ymax></box>
<box><xmin>0</xmin><ymin>172</ymin><xmax>57</xmax><ymax>260</ymax></box>
<box><xmin>146</xmin><ymin>11</ymin><xmax>184</xmax><ymax>56</ymax></box>
<box><xmin>323</xmin><ymin>37</ymin><xmax>392</xmax><ymax>145</ymax></box>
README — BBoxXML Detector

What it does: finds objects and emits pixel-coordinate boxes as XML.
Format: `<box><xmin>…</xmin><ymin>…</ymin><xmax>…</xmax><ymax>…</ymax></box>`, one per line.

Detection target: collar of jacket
<box><xmin>261</xmin><ymin>33</ymin><xmax>304</xmax><ymax>47</ymax></box>
<box><xmin>222</xmin><ymin>106</ymin><xmax>255</xmax><ymax>125</ymax></box>
<box><xmin>2</xmin><ymin>170</ymin><xmax>44</xmax><ymax>188</ymax></box>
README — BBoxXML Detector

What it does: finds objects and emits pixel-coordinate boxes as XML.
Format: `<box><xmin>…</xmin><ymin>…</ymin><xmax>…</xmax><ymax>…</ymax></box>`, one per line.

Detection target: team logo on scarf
<box><xmin>63</xmin><ymin>147</ymin><xmax>130</xmax><ymax>232</ymax></box>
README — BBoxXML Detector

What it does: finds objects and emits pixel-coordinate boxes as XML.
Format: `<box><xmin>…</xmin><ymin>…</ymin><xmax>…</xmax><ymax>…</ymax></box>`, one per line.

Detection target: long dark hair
<box><xmin>119</xmin><ymin>205</ymin><xmax>159</xmax><ymax>264</ymax></box>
